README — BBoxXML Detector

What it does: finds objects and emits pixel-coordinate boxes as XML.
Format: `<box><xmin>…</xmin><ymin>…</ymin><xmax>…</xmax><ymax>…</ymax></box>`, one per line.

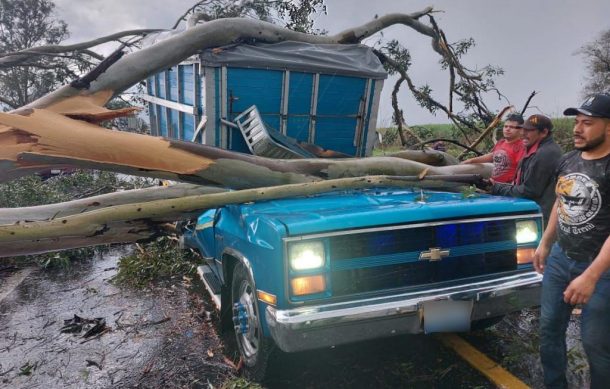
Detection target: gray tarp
<box><xmin>199</xmin><ymin>41</ymin><xmax>388</xmax><ymax>79</ymax></box>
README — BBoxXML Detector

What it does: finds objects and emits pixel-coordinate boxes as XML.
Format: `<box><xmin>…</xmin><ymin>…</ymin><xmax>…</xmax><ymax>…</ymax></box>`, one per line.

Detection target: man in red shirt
<box><xmin>462</xmin><ymin>112</ymin><xmax>525</xmax><ymax>183</ymax></box>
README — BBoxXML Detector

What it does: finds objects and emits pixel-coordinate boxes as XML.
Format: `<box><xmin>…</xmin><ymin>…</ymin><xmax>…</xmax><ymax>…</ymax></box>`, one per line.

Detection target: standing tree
<box><xmin>0</xmin><ymin>0</ymin><xmax>93</xmax><ymax>109</ymax></box>
<box><xmin>579</xmin><ymin>29</ymin><xmax>610</xmax><ymax>96</ymax></box>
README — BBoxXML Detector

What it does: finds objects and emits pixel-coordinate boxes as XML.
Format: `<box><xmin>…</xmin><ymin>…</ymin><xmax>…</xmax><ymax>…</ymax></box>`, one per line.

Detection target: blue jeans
<box><xmin>540</xmin><ymin>243</ymin><xmax>610</xmax><ymax>389</ymax></box>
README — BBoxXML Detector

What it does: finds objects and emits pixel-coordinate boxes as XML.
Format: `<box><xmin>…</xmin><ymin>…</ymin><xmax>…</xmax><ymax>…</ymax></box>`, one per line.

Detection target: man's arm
<box><xmin>462</xmin><ymin>153</ymin><xmax>493</xmax><ymax>164</ymax></box>
<box><xmin>492</xmin><ymin>146</ymin><xmax>559</xmax><ymax>199</ymax></box>
<box><xmin>533</xmin><ymin>199</ymin><xmax>559</xmax><ymax>273</ymax></box>
<box><xmin>563</xmin><ymin>235</ymin><xmax>610</xmax><ymax>305</ymax></box>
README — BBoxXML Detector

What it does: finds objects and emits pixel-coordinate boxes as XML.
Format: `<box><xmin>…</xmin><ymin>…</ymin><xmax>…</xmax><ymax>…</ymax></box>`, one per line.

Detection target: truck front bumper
<box><xmin>265</xmin><ymin>271</ymin><xmax>542</xmax><ymax>352</ymax></box>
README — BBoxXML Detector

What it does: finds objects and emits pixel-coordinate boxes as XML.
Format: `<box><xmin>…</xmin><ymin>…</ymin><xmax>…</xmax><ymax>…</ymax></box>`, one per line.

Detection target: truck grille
<box><xmin>328</xmin><ymin>219</ymin><xmax>517</xmax><ymax>297</ymax></box>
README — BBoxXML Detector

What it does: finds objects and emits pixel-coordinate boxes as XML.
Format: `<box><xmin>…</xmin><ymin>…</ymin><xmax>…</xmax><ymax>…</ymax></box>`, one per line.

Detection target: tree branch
<box><xmin>0</xmin><ymin>175</ymin><xmax>481</xmax><ymax>258</ymax></box>
<box><xmin>0</xmin><ymin>29</ymin><xmax>165</xmax><ymax>68</ymax></box>
<box><xmin>18</xmin><ymin>9</ymin><xmax>443</xmax><ymax>111</ymax></box>
<box><xmin>0</xmin><ymin>95</ymin><xmax>18</xmax><ymax>109</ymax></box>
<box><xmin>520</xmin><ymin>90</ymin><xmax>537</xmax><ymax>115</ymax></box>
<box><xmin>408</xmin><ymin>138</ymin><xmax>483</xmax><ymax>155</ymax></box>
<box><xmin>457</xmin><ymin>106</ymin><xmax>512</xmax><ymax>159</ymax></box>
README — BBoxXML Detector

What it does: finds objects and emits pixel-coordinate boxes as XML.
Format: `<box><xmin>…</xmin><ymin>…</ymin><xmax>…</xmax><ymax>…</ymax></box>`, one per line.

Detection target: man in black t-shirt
<box><xmin>534</xmin><ymin>93</ymin><xmax>610</xmax><ymax>389</ymax></box>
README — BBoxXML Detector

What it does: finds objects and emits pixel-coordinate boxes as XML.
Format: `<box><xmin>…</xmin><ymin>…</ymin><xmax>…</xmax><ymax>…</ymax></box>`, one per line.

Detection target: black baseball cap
<box><xmin>564</xmin><ymin>93</ymin><xmax>610</xmax><ymax>118</ymax></box>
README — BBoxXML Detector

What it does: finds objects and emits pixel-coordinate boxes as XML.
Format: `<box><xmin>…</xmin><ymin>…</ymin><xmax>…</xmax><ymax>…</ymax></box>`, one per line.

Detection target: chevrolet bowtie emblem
<box><xmin>419</xmin><ymin>247</ymin><xmax>450</xmax><ymax>261</ymax></box>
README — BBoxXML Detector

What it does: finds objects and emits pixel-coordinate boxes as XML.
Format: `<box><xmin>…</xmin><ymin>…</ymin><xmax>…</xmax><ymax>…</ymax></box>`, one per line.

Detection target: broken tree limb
<box><xmin>0</xmin><ymin>175</ymin><xmax>482</xmax><ymax>258</ymax></box>
<box><xmin>0</xmin><ymin>29</ymin><xmax>165</xmax><ymax>68</ymax></box>
<box><xmin>387</xmin><ymin>149</ymin><xmax>459</xmax><ymax>166</ymax></box>
<box><xmin>17</xmin><ymin>9</ymin><xmax>436</xmax><ymax>112</ymax></box>
<box><xmin>457</xmin><ymin>106</ymin><xmax>512</xmax><ymax>159</ymax></box>
<box><xmin>0</xmin><ymin>108</ymin><xmax>491</xmax><ymax>188</ymax></box>
<box><xmin>408</xmin><ymin>138</ymin><xmax>483</xmax><ymax>156</ymax></box>
<box><xmin>0</xmin><ymin>183</ymin><xmax>226</xmax><ymax>225</ymax></box>
<box><xmin>0</xmin><ymin>220</ymin><xmax>156</xmax><ymax>258</ymax></box>
<box><xmin>520</xmin><ymin>90</ymin><xmax>537</xmax><ymax>115</ymax></box>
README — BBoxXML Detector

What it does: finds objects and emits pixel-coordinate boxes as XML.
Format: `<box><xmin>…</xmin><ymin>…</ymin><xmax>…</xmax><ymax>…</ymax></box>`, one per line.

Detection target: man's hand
<box><xmin>475</xmin><ymin>178</ymin><xmax>493</xmax><ymax>192</ymax></box>
<box><xmin>563</xmin><ymin>273</ymin><xmax>597</xmax><ymax>305</ymax></box>
<box><xmin>533</xmin><ymin>243</ymin><xmax>551</xmax><ymax>274</ymax></box>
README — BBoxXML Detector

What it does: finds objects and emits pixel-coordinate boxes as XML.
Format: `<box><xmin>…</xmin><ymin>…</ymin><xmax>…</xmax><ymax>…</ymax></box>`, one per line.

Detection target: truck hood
<box><xmin>238</xmin><ymin>188</ymin><xmax>541</xmax><ymax>236</ymax></box>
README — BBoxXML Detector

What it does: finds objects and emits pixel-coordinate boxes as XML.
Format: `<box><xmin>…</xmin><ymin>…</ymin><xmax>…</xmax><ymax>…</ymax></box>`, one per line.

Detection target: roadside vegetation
<box><xmin>112</xmin><ymin>237</ymin><xmax>200</xmax><ymax>288</ymax></box>
<box><xmin>375</xmin><ymin>116</ymin><xmax>576</xmax><ymax>158</ymax></box>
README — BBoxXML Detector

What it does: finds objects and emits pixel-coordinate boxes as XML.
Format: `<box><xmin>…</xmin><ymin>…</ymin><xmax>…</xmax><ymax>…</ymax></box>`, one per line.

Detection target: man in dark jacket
<box><xmin>490</xmin><ymin>114</ymin><xmax>563</xmax><ymax>225</ymax></box>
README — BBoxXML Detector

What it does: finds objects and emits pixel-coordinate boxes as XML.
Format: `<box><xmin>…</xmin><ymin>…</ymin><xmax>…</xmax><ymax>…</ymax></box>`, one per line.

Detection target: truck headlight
<box><xmin>289</xmin><ymin>241</ymin><xmax>325</xmax><ymax>271</ymax></box>
<box><xmin>516</xmin><ymin>220</ymin><xmax>538</xmax><ymax>244</ymax></box>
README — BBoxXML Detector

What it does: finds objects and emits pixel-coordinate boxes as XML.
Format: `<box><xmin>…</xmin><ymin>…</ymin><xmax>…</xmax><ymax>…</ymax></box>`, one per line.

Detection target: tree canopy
<box><xmin>579</xmin><ymin>29</ymin><xmax>610</xmax><ymax>96</ymax></box>
<box><xmin>0</xmin><ymin>0</ymin><xmax>74</xmax><ymax>108</ymax></box>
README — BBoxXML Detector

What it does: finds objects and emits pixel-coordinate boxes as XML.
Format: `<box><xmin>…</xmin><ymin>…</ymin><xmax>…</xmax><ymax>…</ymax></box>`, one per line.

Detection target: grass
<box><xmin>113</xmin><ymin>237</ymin><xmax>200</xmax><ymax>288</ymax></box>
<box><xmin>221</xmin><ymin>377</ymin><xmax>264</xmax><ymax>389</ymax></box>
<box><xmin>376</xmin><ymin>116</ymin><xmax>576</xmax><ymax>157</ymax></box>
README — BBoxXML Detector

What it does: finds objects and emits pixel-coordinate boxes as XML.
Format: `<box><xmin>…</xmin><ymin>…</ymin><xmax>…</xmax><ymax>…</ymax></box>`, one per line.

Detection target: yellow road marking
<box><xmin>436</xmin><ymin>333</ymin><xmax>530</xmax><ymax>389</ymax></box>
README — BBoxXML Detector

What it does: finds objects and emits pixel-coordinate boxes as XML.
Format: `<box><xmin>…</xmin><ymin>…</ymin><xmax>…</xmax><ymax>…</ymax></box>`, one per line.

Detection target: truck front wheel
<box><xmin>231</xmin><ymin>262</ymin><xmax>274</xmax><ymax>381</ymax></box>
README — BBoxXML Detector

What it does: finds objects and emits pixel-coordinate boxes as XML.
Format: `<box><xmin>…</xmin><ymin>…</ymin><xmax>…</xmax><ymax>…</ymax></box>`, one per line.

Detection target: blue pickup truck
<box><xmin>144</xmin><ymin>40</ymin><xmax>543</xmax><ymax>379</ymax></box>
<box><xmin>182</xmin><ymin>187</ymin><xmax>542</xmax><ymax>379</ymax></box>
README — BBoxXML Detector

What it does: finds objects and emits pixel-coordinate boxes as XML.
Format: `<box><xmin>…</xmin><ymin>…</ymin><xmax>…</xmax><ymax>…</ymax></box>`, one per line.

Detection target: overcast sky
<box><xmin>53</xmin><ymin>0</ymin><xmax>610</xmax><ymax>125</ymax></box>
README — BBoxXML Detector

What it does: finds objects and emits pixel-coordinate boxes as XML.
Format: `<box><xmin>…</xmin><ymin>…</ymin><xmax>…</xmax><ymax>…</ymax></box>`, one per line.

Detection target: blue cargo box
<box><xmin>143</xmin><ymin>41</ymin><xmax>387</xmax><ymax>157</ymax></box>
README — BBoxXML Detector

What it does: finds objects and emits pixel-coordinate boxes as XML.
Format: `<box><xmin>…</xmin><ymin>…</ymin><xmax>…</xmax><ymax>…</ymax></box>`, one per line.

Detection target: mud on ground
<box><xmin>0</xmin><ymin>247</ymin><xmax>236</xmax><ymax>389</ymax></box>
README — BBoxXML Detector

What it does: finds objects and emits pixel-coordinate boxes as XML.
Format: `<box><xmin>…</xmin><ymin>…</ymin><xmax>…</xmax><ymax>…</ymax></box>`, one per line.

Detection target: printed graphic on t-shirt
<box><xmin>492</xmin><ymin>150</ymin><xmax>509</xmax><ymax>178</ymax></box>
<box><xmin>556</xmin><ymin>173</ymin><xmax>602</xmax><ymax>232</ymax></box>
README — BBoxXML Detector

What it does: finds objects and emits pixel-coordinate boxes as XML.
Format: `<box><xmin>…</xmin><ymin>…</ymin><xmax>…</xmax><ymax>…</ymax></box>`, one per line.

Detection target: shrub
<box><xmin>113</xmin><ymin>237</ymin><xmax>199</xmax><ymax>288</ymax></box>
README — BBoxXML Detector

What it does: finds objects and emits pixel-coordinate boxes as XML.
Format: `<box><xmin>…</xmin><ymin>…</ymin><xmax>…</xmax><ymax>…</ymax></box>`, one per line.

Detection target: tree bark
<box><xmin>0</xmin><ymin>183</ymin><xmax>225</xmax><ymax>225</ymax></box>
<box><xmin>387</xmin><ymin>149</ymin><xmax>460</xmax><ymax>166</ymax></box>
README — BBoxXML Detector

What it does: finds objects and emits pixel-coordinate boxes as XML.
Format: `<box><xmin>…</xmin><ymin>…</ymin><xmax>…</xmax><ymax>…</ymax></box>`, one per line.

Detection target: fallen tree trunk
<box><xmin>0</xmin><ymin>175</ymin><xmax>480</xmax><ymax>258</ymax></box>
<box><xmin>0</xmin><ymin>221</ymin><xmax>155</xmax><ymax>258</ymax></box>
<box><xmin>0</xmin><ymin>183</ymin><xmax>225</xmax><ymax>225</ymax></box>
<box><xmin>0</xmin><ymin>108</ymin><xmax>491</xmax><ymax>188</ymax></box>
<box><xmin>387</xmin><ymin>149</ymin><xmax>460</xmax><ymax>166</ymax></box>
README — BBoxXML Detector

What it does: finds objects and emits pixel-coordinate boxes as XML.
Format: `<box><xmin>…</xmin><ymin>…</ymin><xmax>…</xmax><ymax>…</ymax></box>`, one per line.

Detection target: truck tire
<box><xmin>231</xmin><ymin>262</ymin><xmax>274</xmax><ymax>381</ymax></box>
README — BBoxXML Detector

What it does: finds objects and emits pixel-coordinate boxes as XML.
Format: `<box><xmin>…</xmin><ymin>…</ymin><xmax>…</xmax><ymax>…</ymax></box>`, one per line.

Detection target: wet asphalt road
<box><xmin>0</xmin><ymin>248</ymin><xmax>230</xmax><ymax>388</ymax></box>
<box><xmin>0</xmin><ymin>247</ymin><xmax>590</xmax><ymax>388</ymax></box>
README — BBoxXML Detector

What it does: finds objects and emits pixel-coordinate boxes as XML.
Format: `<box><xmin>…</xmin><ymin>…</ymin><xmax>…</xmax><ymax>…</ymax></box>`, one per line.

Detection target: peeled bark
<box><xmin>0</xmin><ymin>108</ymin><xmax>490</xmax><ymax>188</ymax></box>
